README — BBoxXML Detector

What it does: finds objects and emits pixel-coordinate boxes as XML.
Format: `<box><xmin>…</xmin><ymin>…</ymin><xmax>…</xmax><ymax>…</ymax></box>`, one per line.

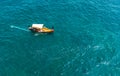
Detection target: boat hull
<box><xmin>29</xmin><ymin>27</ymin><xmax>54</xmax><ymax>33</ymax></box>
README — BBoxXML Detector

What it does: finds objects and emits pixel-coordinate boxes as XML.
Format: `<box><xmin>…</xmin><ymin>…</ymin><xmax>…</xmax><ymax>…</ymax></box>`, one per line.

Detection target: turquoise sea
<box><xmin>0</xmin><ymin>0</ymin><xmax>120</xmax><ymax>76</ymax></box>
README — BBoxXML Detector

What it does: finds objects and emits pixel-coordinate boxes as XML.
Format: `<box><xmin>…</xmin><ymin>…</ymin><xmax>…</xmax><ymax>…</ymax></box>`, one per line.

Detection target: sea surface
<box><xmin>0</xmin><ymin>0</ymin><xmax>120</xmax><ymax>76</ymax></box>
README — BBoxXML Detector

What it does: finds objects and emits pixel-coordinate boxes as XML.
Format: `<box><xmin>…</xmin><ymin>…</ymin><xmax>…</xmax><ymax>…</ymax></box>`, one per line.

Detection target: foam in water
<box><xmin>10</xmin><ymin>25</ymin><xmax>29</xmax><ymax>32</ymax></box>
<box><xmin>34</xmin><ymin>33</ymin><xmax>39</xmax><ymax>36</ymax></box>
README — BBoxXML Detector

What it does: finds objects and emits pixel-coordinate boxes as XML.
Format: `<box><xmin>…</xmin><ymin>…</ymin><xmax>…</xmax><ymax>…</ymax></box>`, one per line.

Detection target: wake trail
<box><xmin>10</xmin><ymin>25</ymin><xmax>29</xmax><ymax>32</ymax></box>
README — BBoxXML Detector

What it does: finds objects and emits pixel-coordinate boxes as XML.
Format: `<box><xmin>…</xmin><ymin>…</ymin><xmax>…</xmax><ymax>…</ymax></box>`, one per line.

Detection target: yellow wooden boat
<box><xmin>29</xmin><ymin>24</ymin><xmax>54</xmax><ymax>33</ymax></box>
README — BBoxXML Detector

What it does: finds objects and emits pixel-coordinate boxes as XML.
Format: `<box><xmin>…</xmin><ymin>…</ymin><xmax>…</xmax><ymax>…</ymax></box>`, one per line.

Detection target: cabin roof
<box><xmin>32</xmin><ymin>24</ymin><xmax>44</xmax><ymax>28</ymax></box>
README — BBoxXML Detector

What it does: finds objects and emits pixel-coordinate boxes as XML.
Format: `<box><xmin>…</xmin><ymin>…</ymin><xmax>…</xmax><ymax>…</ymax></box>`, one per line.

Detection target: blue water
<box><xmin>0</xmin><ymin>0</ymin><xmax>120</xmax><ymax>76</ymax></box>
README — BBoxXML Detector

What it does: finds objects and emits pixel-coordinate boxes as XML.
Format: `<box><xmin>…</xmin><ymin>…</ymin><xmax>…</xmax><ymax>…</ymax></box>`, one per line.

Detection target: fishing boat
<box><xmin>29</xmin><ymin>24</ymin><xmax>54</xmax><ymax>33</ymax></box>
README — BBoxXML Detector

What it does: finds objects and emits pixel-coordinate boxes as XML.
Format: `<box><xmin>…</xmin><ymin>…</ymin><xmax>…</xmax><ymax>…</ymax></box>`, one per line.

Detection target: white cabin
<box><xmin>32</xmin><ymin>24</ymin><xmax>44</xmax><ymax>29</ymax></box>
